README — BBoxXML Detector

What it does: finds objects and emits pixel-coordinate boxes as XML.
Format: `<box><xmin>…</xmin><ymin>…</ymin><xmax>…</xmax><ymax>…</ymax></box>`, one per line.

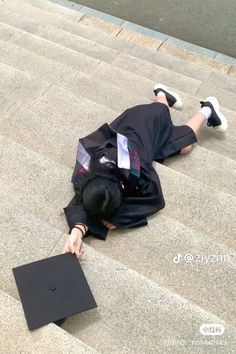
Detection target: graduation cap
<box><xmin>12</xmin><ymin>253</ymin><xmax>97</xmax><ymax>330</ymax></box>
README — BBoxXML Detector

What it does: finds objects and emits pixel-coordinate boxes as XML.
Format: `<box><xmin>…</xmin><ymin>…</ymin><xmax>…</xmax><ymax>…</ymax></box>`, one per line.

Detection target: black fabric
<box><xmin>12</xmin><ymin>253</ymin><xmax>97</xmax><ymax>330</ymax></box>
<box><xmin>79</xmin><ymin>123</ymin><xmax>117</xmax><ymax>153</ymax></box>
<box><xmin>110</xmin><ymin>102</ymin><xmax>197</xmax><ymax>163</ymax></box>
<box><xmin>54</xmin><ymin>317</ymin><xmax>67</xmax><ymax>327</ymax></box>
<box><xmin>63</xmin><ymin>195</ymin><xmax>108</xmax><ymax>239</ymax></box>
<box><xmin>63</xmin><ymin>102</ymin><xmax>197</xmax><ymax>240</ymax></box>
<box><xmin>109</xmin><ymin>162</ymin><xmax>165</xmax><ymax>228</ymax></box>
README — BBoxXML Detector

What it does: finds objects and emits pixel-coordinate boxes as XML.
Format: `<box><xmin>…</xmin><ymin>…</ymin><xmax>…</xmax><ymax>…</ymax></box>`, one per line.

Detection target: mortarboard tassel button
<box><xmin>50</xmin><ymin>285</ymin><xmax>57</xmax><ymax>291</ymax></box>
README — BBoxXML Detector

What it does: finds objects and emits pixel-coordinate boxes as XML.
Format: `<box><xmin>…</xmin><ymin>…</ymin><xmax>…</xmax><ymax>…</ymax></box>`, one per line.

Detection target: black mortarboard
<box><xmin>12</xmin><ymin>253</ymin><xmax>97</xmax><ymax>330</ymax></box>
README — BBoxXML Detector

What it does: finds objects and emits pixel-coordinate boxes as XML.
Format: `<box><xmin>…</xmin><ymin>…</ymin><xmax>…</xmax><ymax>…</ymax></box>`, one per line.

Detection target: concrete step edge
<box><xmin>0</xmin><ymin>4</ymin><xmax>225</xmax><ymax>94</ymax></box>
<box><xmin>0</xmin><ymin>131</ymin><xmax>236</xmax><ymax>250</ymax></box>
<box><xmin>0</xmin><ymin>56</ymin><xmax>235</xmax><ymax>197</ymax></box>
<box><xmin>0</xmin><ymin>31</ymin><xmax>234</xmax><ymax>116</ymax></box>
<box><xmin>0</xmin><ymin>54</ymin><xmax>235</xmax><ymax>197</ymax></box>
<box><xmin>23</xmin><ymin>0</ymin><xmax>83</xmax><ymax>17</ymax></box>
<box><xmin>1</xmin><ymin>198</ymin><xmax>235</xmax><ymax>330</ymax></box>
<box><xmin>0</xmin><ymin>19</ymin><xmax>205</xmax><ymax>96</ymax></box>
<box><xmin>0</xmin><ymin>0</ymin><xmax>84</xmax><ymax>22</ymax></box>
<box><xmin>1</xmin><ymin>90</ymin><xmax>236</xmax><ymax>200</ymax></box>
<box><xmin>0</xmin><ymin>49</ymin><xmax>233</xmax><ymax>163</ymax></box>
<box><xmin>0</xmin><ymin>289</ymin><xmax>100</xmax><ymax>353</ymax></box>
<box><xmin>0</xmin><ymin>26</ymin><xmax>235</xmax><ymax>113</ymax></box>
<box><xmin>0</xmin><ymin>81</ymin><xmax>235</xmax><ymax>200</ymax></box>
<box><xmin>1</xmin><ymin>124</ymin><xmax>235</xmax><ymax>208</ymax></box>
<box><xmin>14</xmin><ymin>0</ymin><xmax>236</xmax><ymax>75</ymax></box>
<box><xmin>1</xmin><ymin>102</ymin><xmax>236</xmax><ymax>252</ymax></box>
<box><xmin>2</xmin><ymin>198</ymin><xmax>236</xmax><ymax>352</ymax></box>
<box><xmin>2</xmin><ymin>191</ymin><xmax>236</xmax><ymax>328</ymax></box>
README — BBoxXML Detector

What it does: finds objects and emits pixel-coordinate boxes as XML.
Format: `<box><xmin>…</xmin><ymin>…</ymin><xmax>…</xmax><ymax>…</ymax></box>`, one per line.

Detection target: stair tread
<box><xmin>86</xmin><ymin>212</ymin><xmax>236</xmax><ymax>325</ymax></box>
<box><xmin>1</xmin><ymin>0</ymin><xmax>234</xmax><ymax>82</ymax></box>
<box><xmin>0</xmin><ymin>23</ymin><xmax>234</xmax><ymax>113</ymax></box>
<box><xmin>11</xmin><ymin>30</ymin><xmax>100</xmax><ymax>73</ymax></box>
<box><xmin>0</xmin><ymin>6</ymin><xmax>219</xmax><ymax>94</ymax></box>
<box><xmin>0</xmin><ymin>198</ymin><xmax>235</xmax><ymax>353</ymax></box>
<box><xmin>1</xmin><ymin>97</ymin><xmax>236</xmax><ymax>198</ymax></box>
<box><xmin>0</xmin><ymin>48</ymin><xmax>235</xmax><ymax>164</ymax></box>
<box><xmin>0</xmin><ymin>289</ymin><xmax>99</xmax><ymax>354</ymax></box>
<box><xmin>0</xmin><ymin>57</ymin><xmax>235</xmax><ymax>197</ymax></box>
<box><xmin>0</xmin><ymin>0</ymin><xmax>235</xmax><ymax>352</ymax></box>
<box><xmin>37</xmin><ymin>23</ymin><xmax>119</xmax><ymax>63</ymax></box>
<box><xmin>0</xmin><ymin>131</ymin><xmax>235</xmax><ymax>251</ymax></box>
<box><xmin>0</xmin><ymin>0</ymin><xmax>83</xmax><ymax>23</ymax></box>
<box><xmin>0</xmin><ymin>61</ymin><xmax>51</xmax><ymax>104</ymax></box>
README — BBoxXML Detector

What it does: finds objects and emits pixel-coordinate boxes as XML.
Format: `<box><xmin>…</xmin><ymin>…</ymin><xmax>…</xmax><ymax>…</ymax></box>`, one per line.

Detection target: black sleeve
<box><xmin>109</xmin><ymin>166</ymin><xmax>165</xmax><ymax>229</ymax></box>
<box><xmin>63</xmin><ymin>194</ymin><xmax>109</xmax><ymax>240</ymax></box>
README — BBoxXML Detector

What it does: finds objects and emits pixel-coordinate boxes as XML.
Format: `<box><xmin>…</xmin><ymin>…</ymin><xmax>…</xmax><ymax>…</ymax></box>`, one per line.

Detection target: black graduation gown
<box><xmin>63</xmin><ymin>102</ymin><xmax>197</xmax><ymax>240</ymax></box>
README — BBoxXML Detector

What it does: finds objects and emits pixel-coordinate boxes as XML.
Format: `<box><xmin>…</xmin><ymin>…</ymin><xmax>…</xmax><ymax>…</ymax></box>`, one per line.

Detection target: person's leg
<box><xmin>154</xmin><ymin>88</ymin><xmax>228</xmax><ymax>157</ymax></box>
<box><xmin>180</xmin><ymin>112</ymin><xmax>206</xmax><ymax>154</ymax></box>
<box><xmin>155</xmin><ymin>93</ymin><xmax>169</xmax><ymax>107</ymax></box>
<box><xmin>154</xmin><ymin>93</ymin><xmax>195</xmax><ymax>155</ymax></box>
<box><xmin>154</xmin><ymin>94</ymin><xmax>199</xmax><ymax>155</ymax></box>
<box><xmin>178</xmin><ymin>97</ymin><xmax>228</xmax><ymax>154</ymax></box>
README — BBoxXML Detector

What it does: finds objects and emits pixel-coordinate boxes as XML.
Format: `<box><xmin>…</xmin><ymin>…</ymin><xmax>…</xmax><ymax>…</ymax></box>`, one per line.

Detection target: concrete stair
<box><xmin>0</xmin><ymin>290</ymin><xmax>99</xmax><ymax>353</ymax></box>
<box><xmin>0</xmin><ymin>198</ymin><xmax>235</xmax><ymax>353</ymax></box>
<box><xmin>0</xmin><ymin>0</ymin><xmax>236</xmax><ymax>353</ymax></box>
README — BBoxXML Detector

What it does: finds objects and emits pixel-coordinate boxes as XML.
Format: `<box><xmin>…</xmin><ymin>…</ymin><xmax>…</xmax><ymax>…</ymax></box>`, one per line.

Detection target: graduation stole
<box><xmin>71</xmin><ymin>124</ymin><xmax>140</xmax><ymax>188</ymax></box>
<box><xmin>128</xmin><ymin>142</ymin><xmax>140</xmax><ymax>184</ymax></box>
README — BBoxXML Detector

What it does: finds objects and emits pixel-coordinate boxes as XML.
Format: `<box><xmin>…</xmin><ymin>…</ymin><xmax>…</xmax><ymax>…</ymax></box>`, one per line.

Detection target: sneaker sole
<box><xmin>205</xmin><ymin>96</ymin><xmax>228</xmax><ymax>133</ymax></box>
<box><xmin>153</xmin><ymin>83</ymin><xmax>183</xmax><ymax>111</ymax></box>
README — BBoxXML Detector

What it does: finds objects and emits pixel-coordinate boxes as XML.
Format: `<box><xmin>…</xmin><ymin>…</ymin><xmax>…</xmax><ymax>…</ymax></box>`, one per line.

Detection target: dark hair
<box><xmin>76</xmin><ymin>153</ymin><xmax>123</xmax><ymax>219</ymax></box>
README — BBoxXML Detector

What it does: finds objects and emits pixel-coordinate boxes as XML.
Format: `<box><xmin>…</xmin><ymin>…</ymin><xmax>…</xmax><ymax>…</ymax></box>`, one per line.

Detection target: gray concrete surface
<box><xmin>1</xmin><ymin>1</ymin><xmax>236</xmax><ymax>352</ymax></box>
<box><xmin>0</xmin><ymin>291</ymin><xmax>99</xmax><ymax>354</ymax></box>
<box><xmin>72</xmin><ymin>0</ymin><xmax>236</xmax><ymax>58</ymax></box>
<box><xmin>1</xmin><ymin>199</ymin><xmax>235</xmax><ymax>353</ymax></box>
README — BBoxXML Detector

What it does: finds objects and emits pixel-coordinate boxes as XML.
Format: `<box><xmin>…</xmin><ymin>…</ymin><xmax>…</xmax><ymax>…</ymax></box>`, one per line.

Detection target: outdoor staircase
<box><xmin>0</xmin><ymin>0</ymin><xmax>236</xmax><ymax>353</ymax></box>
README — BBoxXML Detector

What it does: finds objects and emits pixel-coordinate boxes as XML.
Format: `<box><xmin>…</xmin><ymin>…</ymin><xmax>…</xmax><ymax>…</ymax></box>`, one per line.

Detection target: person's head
<box><xmin>76</xmin><ymin>154</ymin><xmax>124</xmax><ymax>219</ymax></box>
<box><xmin>82</xmin><ymin>176</ymin><xmax>123</xmax><ymax>218</ymax></box>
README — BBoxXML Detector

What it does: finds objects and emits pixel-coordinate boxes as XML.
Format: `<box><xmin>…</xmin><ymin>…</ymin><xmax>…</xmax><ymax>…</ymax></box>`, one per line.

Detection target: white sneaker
<box><xmin>153</xmin><ymin>83</ymin><xmax>183</xmax><ymax>110</ymax></box>
<box><xmin>200</xmin><ymin>96</ymin><xmax>228</xmax><ymax>133</ymax></box>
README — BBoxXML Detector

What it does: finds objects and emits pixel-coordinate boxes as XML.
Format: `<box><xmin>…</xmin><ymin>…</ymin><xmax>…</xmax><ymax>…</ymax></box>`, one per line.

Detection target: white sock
<box><xmin>156</xmin><ymin>91</ymin><xmax>166</xmax><ymax>98</ymax></box>
<box><xmin>199</xmin><ymin>107</ymin><xmax>212</xmax><ymax>121</ymax></box>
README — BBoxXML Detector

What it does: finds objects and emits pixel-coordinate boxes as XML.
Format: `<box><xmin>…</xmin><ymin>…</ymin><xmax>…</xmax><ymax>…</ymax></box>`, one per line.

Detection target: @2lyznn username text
<box><xmin>173</xmin><ymin>252</ymin><xmax>234</xmax><ymax>265</ymax></box>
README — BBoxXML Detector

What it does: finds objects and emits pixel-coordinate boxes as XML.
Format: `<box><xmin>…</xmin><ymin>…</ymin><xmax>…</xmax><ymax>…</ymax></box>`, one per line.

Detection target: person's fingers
<box><xmin>106</xmin><ymin>222</ymin><xmax>115</xmax><ymax>230</ymax></box>
<box><xmin>101</xmin><ymin>220</ymin><xmax>116</xmax><ymax>230</ymax></box>
<box><xmin>68</xmin><ymin>238</ymin><xmax>76</xmax><ymax>254</ymax></box>
<box><xmin>75</xmin><ymin>248</ymin><xmax>84</xmax><ymax>259</ymax></box>
<box><xmin>63</xmin><ymin>241</ymin><xmax>70</xmax><ymax>253</ymax></box>
<box><xmin>74</xmin><ymin>249</ymin><xmax>81</xmax><ymax>258</ymax></box>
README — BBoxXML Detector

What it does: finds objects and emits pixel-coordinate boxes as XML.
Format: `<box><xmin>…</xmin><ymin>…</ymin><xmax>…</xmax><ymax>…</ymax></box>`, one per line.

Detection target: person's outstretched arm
<box><xmin>63</xmin><ymin>194</ymin><xmax>109</xmax><ymax>239</ymax></box>
<box><xmin>63</xmin><ymin>226</ymin><xmax>86</xmax><ymax>259</ymax></box>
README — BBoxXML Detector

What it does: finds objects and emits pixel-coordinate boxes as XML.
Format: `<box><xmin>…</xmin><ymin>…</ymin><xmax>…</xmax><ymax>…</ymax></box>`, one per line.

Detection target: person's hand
<box><xmin>63</xmin><ymin>228</ymin><xmax>84</xmax><ymax>259</ymax></box>
<box><xmin>101</xmin><ymin>219</ymin><xmax>116</xmax><ymax>230</ymax></box>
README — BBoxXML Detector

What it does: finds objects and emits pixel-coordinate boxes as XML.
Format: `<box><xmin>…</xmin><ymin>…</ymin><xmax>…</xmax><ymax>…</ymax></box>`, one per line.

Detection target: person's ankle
<box><xmin>199</xmin><ymin>106</ymin><xmax>212</xmax><ymax>121</ymax></box>
<box><xmin>156</xmin><ymin>96</ymin><xmax>169</xmax><ymax>107</ymax></box>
